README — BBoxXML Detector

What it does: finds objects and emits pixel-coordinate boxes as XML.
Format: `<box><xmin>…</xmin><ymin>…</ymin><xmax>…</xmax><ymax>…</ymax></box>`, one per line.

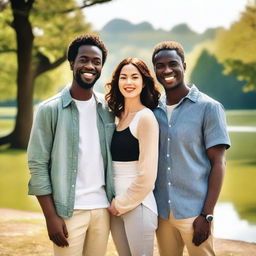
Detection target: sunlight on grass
<box><xmin>226</xmin><ymin>110</ymin><xmax>256</xmax><ymax>126</ymax></box>
<box><xmin>0</xmin><ymin>150</ymin><xmax>40</xmax><ymax>212</ymax></box>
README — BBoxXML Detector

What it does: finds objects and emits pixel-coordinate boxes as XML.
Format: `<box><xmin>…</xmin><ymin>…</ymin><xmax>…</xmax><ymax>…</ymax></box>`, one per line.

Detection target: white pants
<box><xmin>111</xmin><ymin>204</ymin><xmax>157</xmax><ymax>256</ymax></box>
<box><xmin>53</xmin><ymin>209</ymin><xmax>110</xmax><ymax>256</ymax></box>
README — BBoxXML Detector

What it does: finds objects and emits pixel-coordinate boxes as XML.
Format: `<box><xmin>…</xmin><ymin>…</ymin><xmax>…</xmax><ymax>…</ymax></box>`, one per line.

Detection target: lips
<box><xmin>123</xmin><ymin>87</ymin><xmax>136</xmax><ymax>92</ymax></box>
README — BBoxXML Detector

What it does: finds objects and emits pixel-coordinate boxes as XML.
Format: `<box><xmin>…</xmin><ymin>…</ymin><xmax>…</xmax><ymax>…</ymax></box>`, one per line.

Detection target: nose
<box><xmin>84</xmin><ymin>61</ymin><xmax>94</xmax><ymax>70</ymax></box>
<box><xmin>127</xmin><ymin>77</ymin><xmax>132</xmax><ymax>84</ymax></box>
<box><xmin>163</xmin><ymin>65</ymin><xmax>172</xmax><ymax>74</ymax></box>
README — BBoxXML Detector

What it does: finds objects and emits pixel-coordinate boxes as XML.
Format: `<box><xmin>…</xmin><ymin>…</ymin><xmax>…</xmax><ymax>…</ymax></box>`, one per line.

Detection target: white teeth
<box><xmin>83</xmin><ymin>73</ymin><xmax>93</xmax><ymax>77</ymax></box>
<box><xmin>165</xmin><ymin>76</ymin><xmax>175</xmax><ymax>81</ymax></box>
<box><xmin>124</xmin><ymin>87</ymin><xmax>135</xmax><ymax>91</ymax></box>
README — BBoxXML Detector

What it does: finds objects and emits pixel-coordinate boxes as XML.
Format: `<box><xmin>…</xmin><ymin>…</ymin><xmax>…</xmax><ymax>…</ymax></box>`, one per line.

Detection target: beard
<box><xmin>74</xmin><ymin>70</ymin><xmax>100</xmax><ymax>89</ymax></box>
<box><xmin>164</xmin><ymin>82</ymin><xmax>182</xmax><ymax>92</ymax></box>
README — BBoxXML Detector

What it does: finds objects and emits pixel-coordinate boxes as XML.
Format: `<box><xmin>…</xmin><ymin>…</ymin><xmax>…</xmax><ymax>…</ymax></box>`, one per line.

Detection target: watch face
<box><xmin>206</xmin><ymin>215</ymin><xmax>214</xmax><ymax>222</ymax></box>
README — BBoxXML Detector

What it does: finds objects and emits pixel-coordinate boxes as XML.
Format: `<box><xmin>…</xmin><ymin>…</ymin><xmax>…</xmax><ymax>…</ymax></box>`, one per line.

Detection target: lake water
<box><xmin>214</xmin><ymin>202</ymin><xmax>256</xmax><ymax>243</ymax></box>
<box><xmin>228</xmin><ymin>126</ymin><xmax>256</xmax><ymax>132</ymax></box>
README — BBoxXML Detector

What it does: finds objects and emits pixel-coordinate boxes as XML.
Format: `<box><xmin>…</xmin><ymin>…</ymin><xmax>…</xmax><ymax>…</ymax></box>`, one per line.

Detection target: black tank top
<box><xmin>111</xmin><ymin>127</ymin><xmax>139</xmax><ymax>161</ymax></box>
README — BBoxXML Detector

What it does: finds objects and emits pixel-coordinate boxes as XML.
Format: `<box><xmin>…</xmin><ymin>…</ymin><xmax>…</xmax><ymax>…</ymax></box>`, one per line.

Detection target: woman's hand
<box><xmin>108</xmin><ymin>199</ymin><xmax>120</xmax><ymax>216</ymax></box>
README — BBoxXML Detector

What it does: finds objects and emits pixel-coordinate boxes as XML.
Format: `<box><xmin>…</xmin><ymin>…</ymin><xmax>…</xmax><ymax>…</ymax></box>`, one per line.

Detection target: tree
<box><xmin>190</xmin><ymin>49</ymin><xmax>256</xmax><ymax>109</ymax></box>
<box><xmin>0</xmin><ymin>0</ymin><xmax>113</xmax><ymax>149</ymax></box>
<box><xmin>214</xmin><ymin>4</ymin><xmax>256</xmax><ymax>91</ymax></box>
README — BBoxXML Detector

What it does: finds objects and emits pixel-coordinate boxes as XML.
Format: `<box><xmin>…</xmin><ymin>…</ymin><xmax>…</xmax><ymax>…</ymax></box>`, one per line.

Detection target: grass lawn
<box><xmin>226</xmin><ymin>110</ymin><xmax>256</xmax><ymax>126</ymax></box>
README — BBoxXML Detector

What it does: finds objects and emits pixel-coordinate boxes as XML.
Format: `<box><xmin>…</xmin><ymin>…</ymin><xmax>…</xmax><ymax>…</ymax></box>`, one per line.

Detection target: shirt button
<box><xmin>73</xmin><ymin>170</ymin><xmax>77</xmax><ymax>173</ymax></box>
<box><xmin>168</xmin><ymin>200</ymin><xmax>171</xmax><ymax>204</ymax></box>
<box><xmin>72</xmin><ymin>184</ymin><xmax>75</xmax><ymax>188</ymax></box>
<box><xmin>168</xmin><ymin>182</ymin><xmax>171</xmax><ymax>186</ymax></box>
<box><xmin>167</xmin><ymin>167</ymin><xmax>171</xmax><ymax>171</ymax></box>
<box><xmin>169</xmin><ymin>124</ymin><xmax>171</xmax><ymax>128</ymax></box>
<box><xmin>167</xmin><ymin>154</ymin><xmax>170</xmax><ymax>157</ymax></box>
<box><xmin>168</xmin><ymin>138</ymin><xmax>170</xmax><ymax>141</ymax></box>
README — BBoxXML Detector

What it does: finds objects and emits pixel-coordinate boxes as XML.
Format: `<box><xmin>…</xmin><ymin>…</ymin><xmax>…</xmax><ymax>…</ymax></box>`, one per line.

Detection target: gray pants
<box><xmin>111</xmin><ymin>204</ymin><xmax>157</xmax><ymax>256</ymax></box>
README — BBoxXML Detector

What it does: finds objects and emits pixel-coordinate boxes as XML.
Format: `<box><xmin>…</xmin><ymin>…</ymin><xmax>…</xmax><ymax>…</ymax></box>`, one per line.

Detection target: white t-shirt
<box><xmin>166</xmin><ymin>104</ymin><xmax>178</xmax><ymax>122</ymax></box>
<box><xmin>73</xmin><ymin>96</ymin><xmax>109</xmax><ymax>209</ymax></box>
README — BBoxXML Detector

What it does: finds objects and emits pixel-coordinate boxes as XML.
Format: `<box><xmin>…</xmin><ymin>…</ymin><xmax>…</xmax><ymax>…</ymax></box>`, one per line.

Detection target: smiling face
<box><xmin>154</xmin><ymin>49</ymin><xmax>186</xmax><ymax>91</ymax></box>
<box><xmin>70</xmin><ymin>45</ymin><xmax>103</xmax><ymax>89</ymax></box>
<box><xmin>118</xmin><ymin>64</ymin><xmax>144</xmax><ymax>99</ymax></box>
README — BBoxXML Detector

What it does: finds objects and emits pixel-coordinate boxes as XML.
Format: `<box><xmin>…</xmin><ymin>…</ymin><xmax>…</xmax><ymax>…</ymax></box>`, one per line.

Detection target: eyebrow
<box><xmin>78</xmin><ymin>55</ymin><xmax>101</xmax><ymax>60</ymax></box>
<box><xmin>120</xmin><ymin>72</ymin><xmax>140</xmax><ymax>76</ymax></box>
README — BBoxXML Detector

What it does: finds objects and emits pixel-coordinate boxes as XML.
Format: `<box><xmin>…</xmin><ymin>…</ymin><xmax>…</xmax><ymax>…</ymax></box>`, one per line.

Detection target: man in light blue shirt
<box><xmin>28</xmin><ymin>34</ymin><xmax>115</xmax><ymax>256</ymax></box>
<box><xmin>152</xmin><ymin>41</ymin><xmax>230</xmax><ymax>256</ymax></box>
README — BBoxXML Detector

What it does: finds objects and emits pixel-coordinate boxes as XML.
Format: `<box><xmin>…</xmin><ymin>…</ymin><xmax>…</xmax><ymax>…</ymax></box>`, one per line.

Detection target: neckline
<box><xmin>116</xmin><ymin>108</ymin><xmax>147</xmax><ymax>132</ymax></box>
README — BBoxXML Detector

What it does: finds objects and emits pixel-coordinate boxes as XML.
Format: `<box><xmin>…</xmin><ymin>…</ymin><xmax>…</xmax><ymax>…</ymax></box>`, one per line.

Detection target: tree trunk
<box><xmin>1</xmin><ymin>0</ymin><xmax>35</xmax><ymax>149</ymax></box>
<box><xmin>11</xmin><ymin>3</ymin><xmax>34</xmax><ymax>149</ymax></box>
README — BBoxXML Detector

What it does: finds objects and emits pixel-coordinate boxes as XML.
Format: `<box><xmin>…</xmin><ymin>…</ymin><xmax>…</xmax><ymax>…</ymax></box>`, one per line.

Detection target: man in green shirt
<box><xmin>27</xmin><ymin>34</ymin><xmax>115</xmax><ymax>256</ymax></box>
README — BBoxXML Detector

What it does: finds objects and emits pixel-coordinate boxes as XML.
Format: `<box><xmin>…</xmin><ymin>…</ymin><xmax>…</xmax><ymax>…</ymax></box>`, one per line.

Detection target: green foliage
<box><xmin>0</xmin><ymin>0</ymin><xmax>93</xmax><ymax>100</ymax></box>
<box><xmin>0</xmin><ymin>5</ymin><xmax>17</xmax><ymax>100</ymax></box>
<box><xmin>215</xmin><ymin>5</ymin><xmax>256</xmax><ymax>90</ymax></box>
<box><xmin>0</xmin><ymin>52</ymin><xmax>17</xmax><ymax>100</ymax></box>
<box><xmin>190</xmin><ymin>49</ymin><xmax>256</xmax><ymax>109</ymax></box>
<box><xmin>223</xmin><ymin>59</ymin><xmax>256</xmax><ymax>91</ymax></box>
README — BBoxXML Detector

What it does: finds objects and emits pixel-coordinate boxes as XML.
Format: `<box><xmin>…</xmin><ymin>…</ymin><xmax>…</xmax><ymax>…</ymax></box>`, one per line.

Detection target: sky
<box><xmin>84</xmin><ymin>0</ymin><xmax>248</xmax><ymax>33</ymax></box>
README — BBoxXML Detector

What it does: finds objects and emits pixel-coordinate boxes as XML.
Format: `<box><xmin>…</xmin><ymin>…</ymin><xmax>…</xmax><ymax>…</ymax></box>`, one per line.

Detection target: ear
<box><xmin>70</xmin><ymin>61</ymin><xmax>74</xmax><ymax>70</ymax></box>
<box><xmin>183</xmin><ymin>62</ymin><xmax>187</xmax><ymax>71</ymax></box>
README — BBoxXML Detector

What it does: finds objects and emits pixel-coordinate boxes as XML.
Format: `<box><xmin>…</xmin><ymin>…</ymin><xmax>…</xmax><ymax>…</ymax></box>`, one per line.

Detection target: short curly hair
<box><xmin>105</xmin><ymin>57</ymin><xmax>160</xmax><ymax>117</ymax></box>
<box><xmin>152</xmin><ymin>41</ymin><xmax>185</xmax><ymax>64</ymax></box>
<box><xmin>67</xmin><ymin>34</ymin><xmax>108</xmax><ymax>64</ymax></box>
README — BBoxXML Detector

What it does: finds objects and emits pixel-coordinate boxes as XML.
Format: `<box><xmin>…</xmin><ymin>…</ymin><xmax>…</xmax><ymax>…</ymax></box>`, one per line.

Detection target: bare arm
<box><xmin>37</xmin><ymin>195</ymin><xmax>69</xmax><ymax>247</ymax></box>
<box><xmin>192</xmin><ymin>144</ymin><xmax>227</xmax><ymax>246</ymax></box>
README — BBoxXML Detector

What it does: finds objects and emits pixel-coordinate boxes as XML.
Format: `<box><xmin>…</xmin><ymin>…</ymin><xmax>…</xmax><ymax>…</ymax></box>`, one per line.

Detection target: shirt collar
<box><xmin>157</xmin><ymin>84</ymin><xmax>200</xmax><ymax>110</ymax></box>
<box><xmin>61</xmin><ymin>84</ymin><xmax>103</xmax><ymax>108</ymax></box>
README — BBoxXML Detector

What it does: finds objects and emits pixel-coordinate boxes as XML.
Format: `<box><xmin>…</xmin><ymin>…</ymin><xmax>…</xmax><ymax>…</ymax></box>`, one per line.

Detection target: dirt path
<box><xmin>0</xmin><ymin>208</ymin><xmax>255</xmax><ymax>256</ymax></box>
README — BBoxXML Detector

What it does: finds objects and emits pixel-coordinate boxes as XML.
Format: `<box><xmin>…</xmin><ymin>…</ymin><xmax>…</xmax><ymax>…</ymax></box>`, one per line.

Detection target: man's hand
<box><xmin>45</xmin><ymin>214</ymin><xmax>69</xmax><ymax>247</ymax></box>
<box><xmin>108</xmin><ymin>199</ymin><xmax>120</xmax><ymax>216</ymax></box>
<box><xmin>192</xmin><ymin>215</ymin><xmax>211</xmax><ymax>246</ymax></box>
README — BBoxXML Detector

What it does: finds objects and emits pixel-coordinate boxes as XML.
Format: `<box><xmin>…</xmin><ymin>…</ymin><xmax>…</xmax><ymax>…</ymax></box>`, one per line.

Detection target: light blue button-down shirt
<box><xmin>28</xmin><ymin>85</ymin><xmax>115</xmax><ymax>218</ymax></box>
<box><xmin>153</xmin><ymin>85</ymin><xmax>231</xmax><ymax>219</ymax></box>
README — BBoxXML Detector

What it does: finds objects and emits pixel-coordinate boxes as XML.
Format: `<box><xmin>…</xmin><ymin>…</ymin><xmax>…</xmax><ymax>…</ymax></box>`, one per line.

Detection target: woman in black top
<box><xmin>105</xmin><ymin>57</ymin><xmax>160</xmax><ymax>256</ymax></box>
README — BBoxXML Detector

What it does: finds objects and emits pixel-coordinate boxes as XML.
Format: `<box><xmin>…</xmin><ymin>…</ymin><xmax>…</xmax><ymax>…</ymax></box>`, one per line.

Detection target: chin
<box><xmin>164</xmin><ymin>82</ymin><xmax>180</xmax><ymax>91</ymax></box>
<box><xmin>75</xmin><ymin>72</ymin><xmax>99</xmax><ymax>89</ymax></box>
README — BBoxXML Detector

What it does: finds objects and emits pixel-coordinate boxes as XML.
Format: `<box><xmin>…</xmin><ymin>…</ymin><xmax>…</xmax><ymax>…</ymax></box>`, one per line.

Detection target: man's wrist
<box><xmin>200</xmin><ymin>212</ymin><xmax>214</xmax><ymax>222</ymax></box>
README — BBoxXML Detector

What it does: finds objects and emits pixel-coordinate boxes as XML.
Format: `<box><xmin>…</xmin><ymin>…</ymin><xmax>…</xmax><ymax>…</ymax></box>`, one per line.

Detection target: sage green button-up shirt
<box><xmin>28</xmin><ymin>86</ymin><xmax>115</xmax><ymax>218</ymax></box>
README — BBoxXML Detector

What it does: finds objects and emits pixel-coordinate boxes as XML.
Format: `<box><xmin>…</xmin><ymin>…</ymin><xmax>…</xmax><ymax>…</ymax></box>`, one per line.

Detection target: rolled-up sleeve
<box><xmin>28</xmin><ymin>104</ymin><xmax>54</xmax><ymax>195</ymax></box>
<box><xmin>203</xmin><ymin>102</ymin><xmax>231</xmax><ymax>150</ymax></box>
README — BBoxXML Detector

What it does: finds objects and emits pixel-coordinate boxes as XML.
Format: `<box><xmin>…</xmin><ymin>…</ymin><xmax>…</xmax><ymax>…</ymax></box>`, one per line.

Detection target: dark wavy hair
<box><xmin>67</xmin><ymin>34</ymin><xmax>108</xmax><ymax>64</ymax></box>
<box><xmin>105</xmin><ymin>57</ymin><xmax>160</xmax><ymax>117</ymax></box>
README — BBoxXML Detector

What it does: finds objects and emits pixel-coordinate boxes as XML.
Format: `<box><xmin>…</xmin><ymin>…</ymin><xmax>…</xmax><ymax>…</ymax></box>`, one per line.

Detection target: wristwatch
<box><xmin>200</xmin><ymin>213</ymin><xmax>214</xmax><ymax>222</ymax></box>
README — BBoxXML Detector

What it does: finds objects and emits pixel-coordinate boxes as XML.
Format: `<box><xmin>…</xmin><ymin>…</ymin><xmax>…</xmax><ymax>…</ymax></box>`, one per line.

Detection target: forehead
<box><xmin>77</xmin><ymin>45</ymin><xmax>102</xmax><ymax>59</ymax></box>
<box><xmin>120</xmin><ymin>64</ymin><xmax>140</xmax><ymax>74</ymax></box>
<box><xmin>154</xmin><ymin>49</ymin><xmax>182</xmax><ymax>63</ymax></box>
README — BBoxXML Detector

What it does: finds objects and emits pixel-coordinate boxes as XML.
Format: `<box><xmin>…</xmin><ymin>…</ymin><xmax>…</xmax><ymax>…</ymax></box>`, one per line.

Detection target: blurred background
<box><xmin>0</xmin><ymin>0</ymin><xmax>255</xmax><ymax>244</ymax></box>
